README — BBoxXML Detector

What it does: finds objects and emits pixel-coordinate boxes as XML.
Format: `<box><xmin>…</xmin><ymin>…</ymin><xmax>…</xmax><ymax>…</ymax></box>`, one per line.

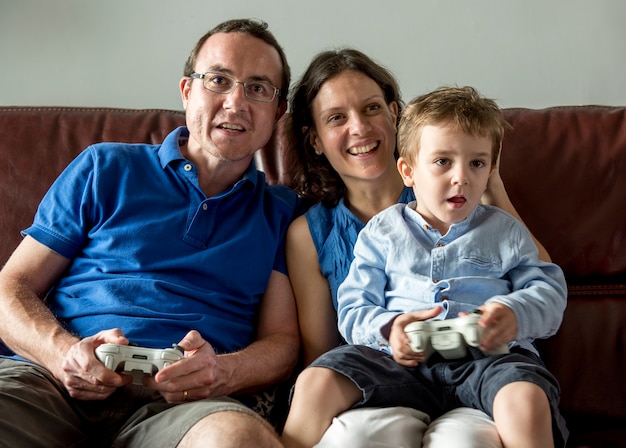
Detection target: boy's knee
<box><xmin>494</xmin><ymin>381</ymin><xmax>550</xmax><ymax>416</ymax></box>
<box><xmin>294</xmin><ymin>367</ymin><xmax>338</xmax><ymax>394</ymax></box>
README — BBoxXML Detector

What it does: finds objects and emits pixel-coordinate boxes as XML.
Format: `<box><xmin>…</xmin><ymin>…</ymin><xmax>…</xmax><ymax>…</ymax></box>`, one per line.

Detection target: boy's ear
<box><xmin>397</xmin><ymin>157</ymin><xmax>415</xmax><ymax>186</ymax></box>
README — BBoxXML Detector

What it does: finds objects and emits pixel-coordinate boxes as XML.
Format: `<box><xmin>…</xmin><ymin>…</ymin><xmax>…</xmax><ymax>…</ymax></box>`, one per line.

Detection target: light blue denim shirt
<box><xmin>337</xmin><ymin>201</ymin><xmax>567</xmax><ymax>355</ymax></box>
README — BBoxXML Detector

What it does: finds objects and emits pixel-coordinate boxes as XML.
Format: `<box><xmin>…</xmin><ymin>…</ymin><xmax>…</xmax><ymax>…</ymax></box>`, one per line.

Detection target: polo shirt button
<box><xmin>184</xmin><ymin>163</ymin><xmax>193</xmax><ymax>171</ymax></box>
<box><xmin>202</xmin><ymin>204</ymin><xmax>208</xmax><ymax>211</ymax></box>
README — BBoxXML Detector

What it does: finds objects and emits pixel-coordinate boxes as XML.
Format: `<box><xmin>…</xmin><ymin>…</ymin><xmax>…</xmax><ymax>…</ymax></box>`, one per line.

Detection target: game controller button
<box><xmin>172</xmin><ymin>344</ymin><xmax>184</xmax><ymax>354</ymax></box>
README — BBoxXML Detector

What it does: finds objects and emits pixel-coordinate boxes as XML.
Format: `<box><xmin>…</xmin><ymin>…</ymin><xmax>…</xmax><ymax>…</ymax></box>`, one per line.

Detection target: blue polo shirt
<box><xmin>23</xmin><ymin>127</ymin><xmax>299</xmax><ymax>353</ymax></box>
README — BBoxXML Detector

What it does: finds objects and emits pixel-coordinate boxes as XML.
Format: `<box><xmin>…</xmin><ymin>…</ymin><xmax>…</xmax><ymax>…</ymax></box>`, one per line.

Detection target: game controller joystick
<box><xmin>404</xmin><ymin>310</ymin><xmax>509</xmax><ymax>360</ymax></box>
<box><xmin>95</xmin><ymin>343</ymin><xmax>184</xmax><ymax>385</ymax></box>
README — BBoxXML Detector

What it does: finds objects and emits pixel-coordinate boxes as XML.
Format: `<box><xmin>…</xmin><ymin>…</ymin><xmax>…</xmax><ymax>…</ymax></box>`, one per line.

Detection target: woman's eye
<box><xmin>327</xmin><ymin>114</ymin><xmax>343</xmax><ymax>123</ymax></box>
<box><xmin>365</xmin><ymin>104</ymin><xmax>381</xmax><ymax>113</ymax></box>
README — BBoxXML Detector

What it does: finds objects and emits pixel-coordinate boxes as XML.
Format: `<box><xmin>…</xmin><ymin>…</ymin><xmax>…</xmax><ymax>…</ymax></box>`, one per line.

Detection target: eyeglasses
<box><xmin>189</xmin><ymin>71</ymin><xmax>280</xmax><ymax>103</ymax></box>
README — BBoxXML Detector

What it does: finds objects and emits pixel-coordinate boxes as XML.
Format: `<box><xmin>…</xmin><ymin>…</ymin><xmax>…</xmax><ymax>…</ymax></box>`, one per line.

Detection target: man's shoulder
<box><xmin>86</xmin><ymin>140</ymin><xmax>160</xmax><ymax>163</ymax></box>
<box><xmin>264</xmin><ymin>183</ymin><xmax>301</xmax><ymax>218</ymax></box>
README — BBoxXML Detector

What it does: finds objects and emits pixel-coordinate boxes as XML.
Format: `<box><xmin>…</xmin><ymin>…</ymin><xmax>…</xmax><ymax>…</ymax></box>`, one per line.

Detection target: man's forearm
<box><xmin>216</xmin><ymin>333</ymin><xmax>299</xmax><ymax>396</ymax></box>
<box><xmin>0</xmin><ymin>276</ymin><xmax>76</xmax><ymax>373</ymax></box>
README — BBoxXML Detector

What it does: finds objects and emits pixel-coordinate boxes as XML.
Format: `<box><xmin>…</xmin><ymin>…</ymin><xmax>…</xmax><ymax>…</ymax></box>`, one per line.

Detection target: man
<box><xmin>0</xmin><ymin>19</ymin><xmax>298</xmax><ymax>448</ymax></box>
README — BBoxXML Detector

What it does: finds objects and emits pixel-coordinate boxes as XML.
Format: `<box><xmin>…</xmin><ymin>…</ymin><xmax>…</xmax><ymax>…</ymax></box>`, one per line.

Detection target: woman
<box><xmin>285</xmin><ymin>48</ymin><xmax>550</xmax><ymax>448</ymax></box>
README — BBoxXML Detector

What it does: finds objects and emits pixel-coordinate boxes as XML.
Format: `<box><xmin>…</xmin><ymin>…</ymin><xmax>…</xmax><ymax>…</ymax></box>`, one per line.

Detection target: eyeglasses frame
<box><xmin>188</xmin><ymin>71</ymin><xmax>281</xmax><ymax>103</ymax></box>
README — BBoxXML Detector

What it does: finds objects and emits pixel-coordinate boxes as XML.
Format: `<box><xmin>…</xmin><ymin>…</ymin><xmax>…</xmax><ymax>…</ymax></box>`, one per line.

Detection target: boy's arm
<box><xmin>337</xmin><ymin>227</ymin><xmax>400</xmax><ymax>347</ymax></box>
<box><xmin>486</xmin><ymin>223</ymin><xmax>567</xmax><ymax>342</ymax></box>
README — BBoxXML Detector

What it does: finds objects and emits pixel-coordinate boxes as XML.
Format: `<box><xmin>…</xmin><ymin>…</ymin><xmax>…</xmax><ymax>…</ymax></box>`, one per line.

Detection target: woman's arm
<box><xmin>286</xmin><ymin>216</ymin><xmax>341</xmax><ymax>366</ymax></box>
<box><xmin>483</xmin><ymin>167</ymin><xmax>551</xmax><ymax>262</ymax></box>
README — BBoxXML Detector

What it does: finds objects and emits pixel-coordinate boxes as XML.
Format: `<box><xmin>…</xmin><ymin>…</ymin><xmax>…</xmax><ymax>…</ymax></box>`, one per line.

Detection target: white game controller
<box><xmin>404</xmin><ymin>310</ymin><xmax>509</xmax><ymax>360</ymax></box>
<box><xmin>95</xmin><ymin>343</ymin><xmax>184</xmax><ymax>385</ymax></box>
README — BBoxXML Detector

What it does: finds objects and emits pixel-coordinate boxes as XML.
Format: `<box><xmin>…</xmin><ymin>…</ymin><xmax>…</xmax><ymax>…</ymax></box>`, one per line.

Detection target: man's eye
<box><xmin>210</xmin><ymin>76</ymin><xmax>229</xmax><ymax>86</ymax></box>
<box><xmin>249</xmin><ymin>83</ymin><xmax>268</xmax><ymax>94</ymax></box>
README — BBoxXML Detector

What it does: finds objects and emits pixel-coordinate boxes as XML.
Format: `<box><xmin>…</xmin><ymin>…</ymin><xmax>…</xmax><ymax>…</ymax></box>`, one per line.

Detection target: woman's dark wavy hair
<box><xmin>286</xmin><ymin>48</ymin><xmax>403</xmax><ymax>207</ymax></box>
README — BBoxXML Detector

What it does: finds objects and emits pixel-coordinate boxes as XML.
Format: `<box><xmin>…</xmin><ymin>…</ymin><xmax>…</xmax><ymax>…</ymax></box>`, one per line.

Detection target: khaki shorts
<box><xmin>0</xmin><ymin>358</ymin><xmax>264</xmax><ymax>448</ymax></box>
<box><xmin>113</xmin><ymin>395</ymin><xmax>265</xmax><ymax>447</ymax></box>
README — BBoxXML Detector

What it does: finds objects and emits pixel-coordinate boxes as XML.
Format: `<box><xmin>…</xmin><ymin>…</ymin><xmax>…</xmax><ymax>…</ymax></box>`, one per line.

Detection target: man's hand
<box><xmin>60</xmin><ymin>329</ymin><xmax>131</xmax><ymax>400</ymax></box>
<box><xmin>389</xmin><ymin>306</ymin><xmax>442</xmax><ymax>367</ymax></box>
<box><xmin>474</xmin><ymin>302</ymin><xmax>517</xmax><ymax>352</ymax></box>
<box><xmin>148</xmin><ymin>330</ymin><xmax>222</xmax><ymax>403</ymax></box>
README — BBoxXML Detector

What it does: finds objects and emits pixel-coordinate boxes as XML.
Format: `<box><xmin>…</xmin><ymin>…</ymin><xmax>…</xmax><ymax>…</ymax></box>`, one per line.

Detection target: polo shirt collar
<box><xmin>158</xmin><ymin>126</ymin><xmax>258</xmax><ymax>190</ymax></box>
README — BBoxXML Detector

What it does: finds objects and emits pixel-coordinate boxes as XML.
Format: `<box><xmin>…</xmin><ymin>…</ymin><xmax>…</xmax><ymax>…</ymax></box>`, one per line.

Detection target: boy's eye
<box><xmin>471</xmin><ymin>160</ymin><xmax>487</xmax><ymax>168</ymax></box>
<box><xmin>435</xmin><ymin>158</ymin><xmax>449</xmax><ymax>166</ymax></box>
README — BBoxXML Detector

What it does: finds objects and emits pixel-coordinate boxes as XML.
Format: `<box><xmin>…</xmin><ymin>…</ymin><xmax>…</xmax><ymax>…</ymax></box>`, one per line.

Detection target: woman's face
<box><xmin>309</xmin><ymin>70</ymin><xmax>398</xmax><ymax>184</ymax></box>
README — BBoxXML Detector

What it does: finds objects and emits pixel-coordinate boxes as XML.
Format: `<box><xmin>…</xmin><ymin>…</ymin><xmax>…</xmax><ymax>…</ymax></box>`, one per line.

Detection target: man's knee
<box><xmin>179</xmin><ymin>410</ymin><xmax>281</xmax><ymax>448</ymax></box>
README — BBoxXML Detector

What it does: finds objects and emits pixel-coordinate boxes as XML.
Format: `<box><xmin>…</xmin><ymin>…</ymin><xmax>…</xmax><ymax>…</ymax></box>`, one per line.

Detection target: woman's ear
<box><xmin>307</xmin><ymin>127</ymin><xmax>322</xmax><ymax>155</ymax></box>
<box><xmin>388</xmin><ymin>101</ymin><xmax>399</xmax><ymax>128</ymax></box>
<box><xmin>397</xmin><ymin>157</ymin><xmax>415</xmax><ymax>187</ymax></box>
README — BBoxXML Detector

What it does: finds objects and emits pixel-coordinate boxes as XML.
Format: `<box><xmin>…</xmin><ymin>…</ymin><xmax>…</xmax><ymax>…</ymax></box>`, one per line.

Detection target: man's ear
<box><xmin>179</xmin><ymin>77</ymin><xmax>192</xmax><ymax>109</ymax></box>
<box><xmin>397</xmin><ymin>157</ymin><xmax>415</xmax><ymax>186</ymax></box>
<box><xmin>275</xmin><ymin>100</ymin><xmax>287</xmax><ymax>122</ymax></box>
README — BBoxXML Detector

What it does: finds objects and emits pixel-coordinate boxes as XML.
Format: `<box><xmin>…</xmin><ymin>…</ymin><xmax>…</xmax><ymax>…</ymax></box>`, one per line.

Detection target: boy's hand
<box><xmin>476</xmin><ymin>302</ymin><xmax>517</xmax><ymax>352</ymax></box>
<box><xmin>389</xmin><ymin>307</ymin><xmax>442</xmax><ymax>367</ymax></box>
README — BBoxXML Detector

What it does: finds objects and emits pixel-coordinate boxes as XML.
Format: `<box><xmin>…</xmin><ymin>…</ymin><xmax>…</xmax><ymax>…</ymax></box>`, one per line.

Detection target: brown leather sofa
<box><xmin>1</xmin><ymin>106</ymin><xmax>625</xmax><ymax>447</ymax></box>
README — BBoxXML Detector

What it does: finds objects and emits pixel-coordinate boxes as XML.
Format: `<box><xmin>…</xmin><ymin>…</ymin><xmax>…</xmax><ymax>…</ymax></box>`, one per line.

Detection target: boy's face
<box><xmin>397</xmin><ymin>123</ymin><xmax>493</xmax><ymax>235</ymax></box>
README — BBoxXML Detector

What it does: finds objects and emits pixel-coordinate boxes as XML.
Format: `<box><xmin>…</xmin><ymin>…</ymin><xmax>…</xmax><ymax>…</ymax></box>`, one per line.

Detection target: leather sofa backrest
<box><xmin>0</xmin><ymin>107</ymin><xmax>186</xmax><ymax>265</ymax></box>
<box><xmin>501</xmin><ymin>106</ymin><xmax>626</xmax><ymax>283</ymax></box>
<box><xmin>2</xmin><ymin>106</ymin><xmax>626</xmax><ymax>285</ymax></box>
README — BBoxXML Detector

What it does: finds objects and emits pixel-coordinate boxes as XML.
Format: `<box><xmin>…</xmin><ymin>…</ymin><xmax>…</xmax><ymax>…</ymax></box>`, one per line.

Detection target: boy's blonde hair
<box><xmin>397</xmin><ymin>86</ymin><xmax>511</xmax><ymax>165</ymax></box>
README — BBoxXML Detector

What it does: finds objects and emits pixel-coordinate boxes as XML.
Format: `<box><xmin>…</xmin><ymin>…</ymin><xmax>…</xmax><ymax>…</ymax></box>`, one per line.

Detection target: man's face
<box><xmin>180</xmin><ymin>31</ymin><xmax>285</xmax><ymax>164</ymax></box>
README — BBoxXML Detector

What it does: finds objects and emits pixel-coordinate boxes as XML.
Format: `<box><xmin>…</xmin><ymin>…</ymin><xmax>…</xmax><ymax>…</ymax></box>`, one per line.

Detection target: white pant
<box><xmin>314</xmin><ymin>406</ymin><xmax>501</xmax><ymax>448</ymax></box>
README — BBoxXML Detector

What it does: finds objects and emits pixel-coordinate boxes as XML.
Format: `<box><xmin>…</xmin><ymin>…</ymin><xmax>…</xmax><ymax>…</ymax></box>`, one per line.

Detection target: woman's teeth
<box><xmin>348</xmin><ymin>142</ymin><xmax>378</xmax><ymax>155</ymax></box>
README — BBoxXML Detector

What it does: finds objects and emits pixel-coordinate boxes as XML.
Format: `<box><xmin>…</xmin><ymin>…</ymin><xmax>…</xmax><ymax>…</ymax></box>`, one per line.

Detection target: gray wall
<box><xmin>1</xmin><ymin>0</ymin><xmax>624</xmax><ymax>110</ymax></box>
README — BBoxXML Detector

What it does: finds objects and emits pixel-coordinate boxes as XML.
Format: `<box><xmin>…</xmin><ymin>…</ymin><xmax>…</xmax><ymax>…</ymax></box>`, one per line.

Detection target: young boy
<box><xmin>282</xmin><ymin>86</ymin><xmax>569</xmax><ymax>448</ymax></box>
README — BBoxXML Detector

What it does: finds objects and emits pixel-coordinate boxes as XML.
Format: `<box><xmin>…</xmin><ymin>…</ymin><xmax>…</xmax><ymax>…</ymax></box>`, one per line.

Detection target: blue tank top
<box><xmin>305</xmin><ymin>187</ymin><xmax>414</xmax><ymax>310</ymax></box>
